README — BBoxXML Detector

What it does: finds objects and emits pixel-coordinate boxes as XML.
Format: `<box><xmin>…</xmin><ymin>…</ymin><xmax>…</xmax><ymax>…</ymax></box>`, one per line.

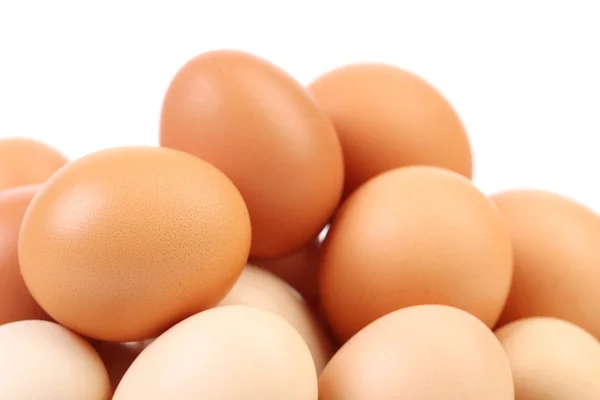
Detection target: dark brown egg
<box><xmin>160</xmin><ymin>50</ymin><xmax>344</xmax><ymax>258</ymax></box>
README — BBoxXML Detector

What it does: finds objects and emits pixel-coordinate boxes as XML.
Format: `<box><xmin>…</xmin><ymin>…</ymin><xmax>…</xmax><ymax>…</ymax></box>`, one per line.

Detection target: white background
<box><xmin>1</xmin><ymin>2</ymin><xmax>599</xmax><ymax>211</ymax></box>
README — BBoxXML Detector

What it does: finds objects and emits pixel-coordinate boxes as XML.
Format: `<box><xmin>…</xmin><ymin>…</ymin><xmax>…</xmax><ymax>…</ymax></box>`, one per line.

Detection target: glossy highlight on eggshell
<box><xmin>160</xmin><ymin>49</ymin><xmax>344</xmax><ymax>258</ymax></box>
<box><xmin>18</xmin><ymin>146</ymin><xmax>251</xmax><ymax>342</ymax></box>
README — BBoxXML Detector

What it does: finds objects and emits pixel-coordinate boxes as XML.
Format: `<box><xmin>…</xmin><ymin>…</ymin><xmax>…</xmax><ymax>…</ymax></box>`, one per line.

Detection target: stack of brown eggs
<box><xmin>1</xmin><ymin>50</ymin><xmax>600</xmax><ymax>400</ymax></box>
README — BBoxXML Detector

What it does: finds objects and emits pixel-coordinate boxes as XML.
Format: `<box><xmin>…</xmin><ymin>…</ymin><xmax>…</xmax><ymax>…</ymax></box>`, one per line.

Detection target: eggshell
<box><xmin>495</xmin><ymin>317</ymin><xmax>600</xmax><ymax>400</ymax></box>
<box><xmin>492</xmin><ymin>190</ymin><xmax>600</xmax><ymax>339</ymax></box>
<box><xmin>320</xmin><ymin>166</ymin><xmax>513</xmax><ymax>343</ymax></box>
<box><xmin>93</xmin><ymin>341</ymin><xmax>150</xmax><ymax>393</ymax></box>
<box><xmin>218</xmin><ymin>265</ymin><xmax>334</xmax><ymax>374</ymax></box>
<box><xmin>319</xmin><ymin>305</ymin><xmax>514</xmax><ymax>399</ymax></box>
<box><xmin>160</xmin><ymin>49</ymin><xmax>344</xmax><ymax>258</ymax></box>
<box><xmin>0</xmin><ymin>137</ymin><xmax>68</xmax><ymax>191</ymax></box>
<box><xmin>19</xmin><ymin>146</ymin><xmax>251</xmax><ymax>341</ymax></box>
<box><xmin>0</xmin><ymin>320</ymin><xmax>110</xmax><ymax>399</ymax></box>
<box><xmin>0</xmin><ymin>184</ymin><xmax>51</xmax><ymax>325</ymax></box>
<box><xmin>252</xmin><ymin>238</ymin><xmax>321</xmax><ymax>305</ymax></box>
<box><xmin>113</xmin><ymin>305</ymin><xmax>318</xmax><ymax>400</ymax></box>
<box><xmin>309</xmin><ymin>63</ymin><xmax>472</xmax><ymax>197</ymax></box>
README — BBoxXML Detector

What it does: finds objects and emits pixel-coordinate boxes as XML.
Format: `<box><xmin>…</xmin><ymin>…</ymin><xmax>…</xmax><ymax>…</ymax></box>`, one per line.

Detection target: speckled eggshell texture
<box><xmin>160</xmin><ymin>50</ymin><xmax>344</xmax><ymax>258</ymax></box>
<box><xmin>18</xmin><ymin>146</ymin><xmax>251</xmax><ymax>342</ymax></box>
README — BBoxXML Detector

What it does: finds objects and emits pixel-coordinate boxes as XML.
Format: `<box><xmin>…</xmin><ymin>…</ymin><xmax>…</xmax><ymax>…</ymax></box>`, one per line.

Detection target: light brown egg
<box><xmin>309</xmin><ymin>63</ymin><xmax>472</xmax><ymax>197</ymax></box>
<box><xmin>93</xmin><ymin>341</ymin><xmax>151</xmax><ymax>393</ymax></box>
<box><xmin>160</xmin><ymin>49</ymin><xmax>344</xmax><ymax>259</ymax></box>
<box><xmin>492</xmin><ymin>190</ymin><xmax>600</xmax><ymax>339</ymax></box>
<box><xmin>252</xmin><ymin>238</ymin><xmax>321</xmax><ymax>305</ymax></box>
<box><xmin>218</xmin><ymin>265</ymin><xmax>334</xmax><ymax>374</ymax></box>
<box><xmin>320</xmin><ymin>166</ymin><xmax>513</xmax><ymax>343</ymax></box>
<box><xmin>114</xmin><ymin>305</ymin><xmax>318</xmax><ymax>400</ymax></box>
<box><xmin>0</xmin><ymin>184</ymin><xmax>51</xmax><ymax>325</ymax></box>
<box><xmin>0</xmin><ymin>320</ymin><xmax>110</xmax><ymax>399</ymax></box>
<box><xmin>319</xmin><ymin>305</ymin><xmax>514</xmax><ymax>399</ymax></box>
<box><xmin>495</xmin><ymin>317</ymin><xmax>600</xmax><ymax>400</ymax></box>
<box><xmin>0</xmin><ymin>137</ymin><xmax>68</xmax><ymax>191</ymax></box>
<box><xmin>19</xmin><ymin>146</ymin><xmax>251</xmax><ymax>342</ymax></box>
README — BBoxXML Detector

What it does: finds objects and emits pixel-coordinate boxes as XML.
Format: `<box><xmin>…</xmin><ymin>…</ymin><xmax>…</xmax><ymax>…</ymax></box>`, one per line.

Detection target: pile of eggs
<box><xmin>1</xmin><ymin>49</ymin><xmax>600</xmax><ymax>399</ymax></box>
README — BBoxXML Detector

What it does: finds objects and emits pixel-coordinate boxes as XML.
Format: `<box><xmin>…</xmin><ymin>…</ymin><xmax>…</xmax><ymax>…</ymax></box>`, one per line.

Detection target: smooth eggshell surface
<box><xmin>160</xmin><ymin>49</ymin><xmax>344</xmax><ymax>258</ymax></box>
<box><xmin>308</xmin><ymin>63</ymin><xmax>472</xmax><ymax>197</ymax></box>
<box><xmin>0</xmin><ymin>184</ymin><xmax>51</xmax><ymax>325</ymax></box>
<box><xmin>218</xmin><ymin>265</ymin><xmax>334</xmax><ymax>374</ymax></box>
<box><xmin>113</xmin><ymin>305</ymin><xmax>318</xmax><ymax>400</ymax></box>
<box><xmin>320</xmin><ymin>166</ymin><xmax>513</xmax><ymax>342</ymax></box>
<box><xmin>492</xmin><ymin>190</ymin><xmax>600</xmax><ymax>339</ymax></box>
<box><xmin>0</xmin><ymin>320</ymin><xmax>110</xmax><ymax>400</ymax></box>
<box><xmin>495</xmin><ymin>317</ymin><xmax>600</xmax><ymax>400</ymax></box>
<box><xmin>0</xmin><ymin>138</ymin><xmax>68</xmax><ymax>191</ymax></box>
<box><xmin>319</xmin><ymin>305</ymin><xmax>514</xmax><ymax>400</ymax></box>
<box><xmin>19</xmin><ymin>146</ymin><xmax>251</xmax><ymax>342</ymax></box>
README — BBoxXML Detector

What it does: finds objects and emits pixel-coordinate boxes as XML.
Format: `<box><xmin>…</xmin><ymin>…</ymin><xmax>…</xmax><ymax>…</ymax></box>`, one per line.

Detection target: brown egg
<box><xmin>495</xmin><ymin>317</ymin><xmax>600</xmax><ymax>399</ymax></box>
<box><xmin>320</xmin><ymin>166</ymin><xmax>513</xmax><ymax>343</ymax></box>
<box><xmin>492</xmin><ymin>190</ymin><xmax>600</xmax><ymax>339</ymax></box>
<box><xmin>93</xmin><ymin>341</ymin><xmax>151</xmax><ymax>393</ymax></box>
<box><xmin>319</xmin><ymin>305</ymin><xmax>514</xmax><ymax>399</ymax></box>
<box><xmin>0</xmin><ymin>184</ymin><xmax>51</xmax><ymax>325</ymax></box>
<box><xmin>309</xmin><ymin>63</ymin><xmax>472</xmax><ymax>197</ymax></box>
<box><xmin>160</xmin><ymin>49</ymin><xmax>344</xmax><ymax>258</ymax></box>
<box><xmin>0</xmin><ymin>137</ymin><xmax>68</xmax><ymax>191</ymax></box>
<box><xmin>114</xmin><ymin>305</ymin><xmax>318</xmax><ymax>399</ymax></box>
<box><xmin>19</xmin><ymin>146</ymin><xmax>251</xmax><ymax>342</ymax></box>
<box><xmin>218</xmin><ymin>265</ymin><xmax>334</xmax><ymax>374</ymax></box>
<box><xmin>0</xmin><ymin>320</ymin><xmax>111</xmax><ymax>399</ymax></box>
<box><xmin>252</xmin><ymin>238</ymin><xmax>321</xmax><ymax>305</ymax></box>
